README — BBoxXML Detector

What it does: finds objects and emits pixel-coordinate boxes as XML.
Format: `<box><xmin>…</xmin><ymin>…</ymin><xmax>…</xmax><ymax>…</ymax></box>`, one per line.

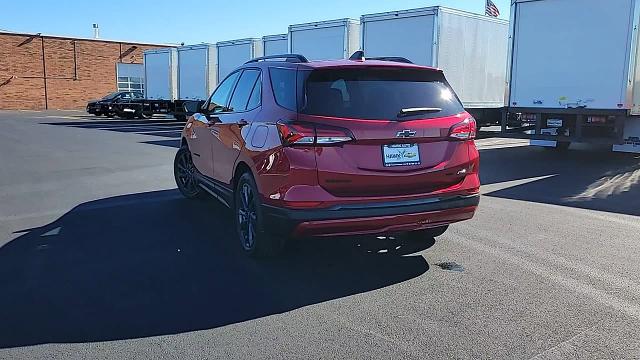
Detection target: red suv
<box><xmin>174</xmin><ymin>53</ymin><xmax>480</xmax><ymax>256</ymax></box>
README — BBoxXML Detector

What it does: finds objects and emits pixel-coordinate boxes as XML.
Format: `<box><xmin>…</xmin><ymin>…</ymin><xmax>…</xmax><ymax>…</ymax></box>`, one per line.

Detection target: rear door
<box><xmin>510</xmin><ymin>0</ymin><xmax>633</xmax><ymax>109</ymax></box>
<box><xmin>300</xmin><ymin>66</ymin><xmax>473</xmax><ymax>197</ymax></box>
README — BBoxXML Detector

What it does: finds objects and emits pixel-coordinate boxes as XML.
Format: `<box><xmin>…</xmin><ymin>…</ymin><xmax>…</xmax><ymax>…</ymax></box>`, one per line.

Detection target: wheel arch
<box><xmin>233</xmin><ymin>161</ymin><xmax>253</xmax><ymax>192</ymax></box>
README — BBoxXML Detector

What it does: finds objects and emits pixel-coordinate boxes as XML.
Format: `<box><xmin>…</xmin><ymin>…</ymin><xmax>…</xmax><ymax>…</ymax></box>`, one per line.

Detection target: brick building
<box><xmin>0</xmin><ymin>31</ymin><xmax>175</xmax><ymax>110</ymax></box>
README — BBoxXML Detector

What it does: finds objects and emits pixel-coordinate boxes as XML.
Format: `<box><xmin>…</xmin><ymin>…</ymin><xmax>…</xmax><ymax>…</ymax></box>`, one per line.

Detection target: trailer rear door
<box><xmin>509</xmin><ymin>0</ymin><xmax>635</xmax><ymax>110</ymax></box>
<box><xmin>361</xmin><ymin>9</ymin><xmax>436</xmax><ymax>66</ymax></box>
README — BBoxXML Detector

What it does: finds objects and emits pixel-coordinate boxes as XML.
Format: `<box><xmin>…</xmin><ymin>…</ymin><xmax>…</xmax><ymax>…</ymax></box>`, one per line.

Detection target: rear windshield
<box><xmin>299</xmin><ymin>67</ymin><xmax>464</xmax><ymax>120</ymax></box>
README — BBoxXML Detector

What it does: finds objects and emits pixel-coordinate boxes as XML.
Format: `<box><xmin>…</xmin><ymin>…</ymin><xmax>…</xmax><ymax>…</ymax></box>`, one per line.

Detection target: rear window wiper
<box><xmin>397</xmin><ymin>107</ymin><xmax>442</xmax><ymax>117</ymax></box>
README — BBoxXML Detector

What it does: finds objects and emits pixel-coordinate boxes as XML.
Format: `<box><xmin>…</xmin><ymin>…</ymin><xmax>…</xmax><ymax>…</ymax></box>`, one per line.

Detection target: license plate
<box><xmin>382</xmin><ymin>144</ymin><xmax>420</xmax><ymax>167</ymax></box>
<box><xmin>547</xmin><ymin>119</ymin><xmax>563</xmax><ymax>127</ymax></box>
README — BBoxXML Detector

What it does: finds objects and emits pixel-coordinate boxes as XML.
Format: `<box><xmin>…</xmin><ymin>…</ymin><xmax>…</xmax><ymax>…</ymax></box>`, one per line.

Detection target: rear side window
<box><xmin>269</xmin><ymin>67</ymin><xmax>297</xmax><ymax>111</ymax></box>
<box><xmin>300</xmin><ymin>67</ymin><xmax>464</xmax><ymax>120</ymax></box>
<box><xmin>229</xmin><ymin>69</ymin><xmax>261</xmax><ymax>112</ymax></box>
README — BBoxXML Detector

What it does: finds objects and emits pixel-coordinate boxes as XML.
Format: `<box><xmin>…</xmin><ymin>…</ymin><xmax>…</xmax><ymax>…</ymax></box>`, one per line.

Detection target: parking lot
<box><xmin>1</xmin><ymin>110</ymin><xmax>639</xmax><ymax>359</ymax></box>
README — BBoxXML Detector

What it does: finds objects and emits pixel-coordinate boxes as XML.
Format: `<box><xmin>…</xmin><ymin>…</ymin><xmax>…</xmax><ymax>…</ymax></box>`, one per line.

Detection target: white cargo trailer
<box><xmin>505</xmin><ymin>0</ymin><xmax>640</xmax><ymax>153</ymax></box>
<box><xmin>143</xmin><ymin>48</ymin><xmax>178</xmax><ymax>100</ymax></box>
<box><xmin>177</xmin><ymin>44</ymin><xmax>217</xmax><ymax>100</ymax></box>
<box><xmin>262</xmin><ymin>34</ymin><xmax>288</xmax><ymax>56</ymax></box>
<box><xmin>289</xmin><ymin>19</ymin><xmax>360</xmax><ymax>60</ymax></box>
<box><xmin>216</xmin><ymin>38</ymin><xmax>263</xmax><ymax>81</ymax></box>
<box><xmin>361</xmin><ymin>7</ymin><xmax>508</xmax><ymax>119</ymax></box>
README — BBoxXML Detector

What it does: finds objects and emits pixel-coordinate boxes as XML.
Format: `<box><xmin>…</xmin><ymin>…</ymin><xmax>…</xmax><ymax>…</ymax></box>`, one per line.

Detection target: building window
<box><xmin>117</xmin><ymin>76</ymin><xmax>144</xmax><ymax>92</ymax></box>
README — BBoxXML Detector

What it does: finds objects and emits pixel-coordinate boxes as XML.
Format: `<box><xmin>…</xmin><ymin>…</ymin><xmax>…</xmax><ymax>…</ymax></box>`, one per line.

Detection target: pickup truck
<box><xmin>86</xmin><ymin>91</ymin><xmax>144</xmax><ymax>117</ymax></box>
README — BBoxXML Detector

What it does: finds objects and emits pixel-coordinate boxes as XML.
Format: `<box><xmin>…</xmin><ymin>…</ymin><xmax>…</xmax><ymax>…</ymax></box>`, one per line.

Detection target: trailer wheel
<box><xmin>106</xmin><ymin>113</ymin><xmax>115</xmax><ymax>118</ymax></box>
<box><xmin>137</xmin><ymin>112</ymin><xmax>152</xmax><ymax>119</ymax></box>
<box><xmin>546</xmin><ymin>141</ymin><xmax>571</xmax><ymax>151</ymax></box>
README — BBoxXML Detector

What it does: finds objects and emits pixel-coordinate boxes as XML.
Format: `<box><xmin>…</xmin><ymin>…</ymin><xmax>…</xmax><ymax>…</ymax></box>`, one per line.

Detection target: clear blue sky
<box><xmin>0</xmin><ymin>0</ymin><xmax>510</xmax><ymax>45</ymax></box>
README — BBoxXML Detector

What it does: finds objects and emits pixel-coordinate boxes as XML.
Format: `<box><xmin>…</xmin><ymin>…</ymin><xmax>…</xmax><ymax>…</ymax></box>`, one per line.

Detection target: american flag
<box><xmin>485</xmin><ymin>0</ymin><xmax>500</xmax><ymax>17</ymax></box>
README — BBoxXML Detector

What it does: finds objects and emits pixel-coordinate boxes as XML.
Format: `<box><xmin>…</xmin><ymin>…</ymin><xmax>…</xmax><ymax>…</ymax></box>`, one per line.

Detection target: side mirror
<box><xmin>193</xmin><ymin>113</ymin><xmax>209</xmax><ymax>124</ymax></box>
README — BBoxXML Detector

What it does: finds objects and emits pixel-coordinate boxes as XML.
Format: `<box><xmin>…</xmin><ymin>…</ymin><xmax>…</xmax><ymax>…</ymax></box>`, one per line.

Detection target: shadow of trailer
<box><xmin>112</xmin><ymin>99</ymin><xmax>205</xmax><ymax>121</ymax></box>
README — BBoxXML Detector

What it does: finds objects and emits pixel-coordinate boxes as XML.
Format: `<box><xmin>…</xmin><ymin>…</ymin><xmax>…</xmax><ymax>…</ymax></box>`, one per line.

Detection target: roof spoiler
<box><xmin>348</xmin><ymin>51</ymin><xmax>413</xmax><ymax>64</ymax></box>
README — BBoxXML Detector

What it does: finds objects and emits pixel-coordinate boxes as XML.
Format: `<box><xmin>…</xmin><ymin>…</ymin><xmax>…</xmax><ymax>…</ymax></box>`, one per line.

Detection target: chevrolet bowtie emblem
<box><xmin>396</xmin><ymin>129</ymin><xmax>417</xmax><ymax>138</ymax></box>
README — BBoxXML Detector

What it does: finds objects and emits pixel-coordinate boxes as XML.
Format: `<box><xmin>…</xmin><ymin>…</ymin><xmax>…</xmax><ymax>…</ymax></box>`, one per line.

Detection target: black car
<box><xmin>86</xmin><ymin>91</ymin><xmax>144</xmax><ymax>117</ymax></box>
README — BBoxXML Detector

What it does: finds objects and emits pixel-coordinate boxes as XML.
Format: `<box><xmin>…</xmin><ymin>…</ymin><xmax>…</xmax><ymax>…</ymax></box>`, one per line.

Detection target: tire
<box><xmin>174</xmin><ymin>147</ymin><xmax>204</xmax><ymax>199</ymax></box>
<box><xmin>235</xmin><ymin>172</ymin><xmax>284</xmax><ymax>257</ymax></box>
<box><xmin>94</xmin><ymin>112</ymin><xmax>102</xmax><ymax>116</ymax></box>
<box><xmin>136</xmin><ymin>111</ymin><xmax>151</xmax><ymax>119</ymax></box>
<box><xmin>106</xmin><ymin>113</ymin><xmax>115</xmax><ymax>118</ymax></box>
<box><xmin>544</xmin><ymin>141</ymin><xmax>570</xmax><ymax>151</ymax></box>
<box><xmin>408</xmin><ymin>225</ymin><xmax>449</xmax><ymax>240</ymax></box>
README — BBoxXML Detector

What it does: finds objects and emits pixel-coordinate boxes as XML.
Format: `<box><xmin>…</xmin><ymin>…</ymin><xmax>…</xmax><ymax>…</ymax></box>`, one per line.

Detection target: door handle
<box><xmin>237</xmin><ymin>119</ymin><xmax>249</xmax><ymax>127</ymax></box>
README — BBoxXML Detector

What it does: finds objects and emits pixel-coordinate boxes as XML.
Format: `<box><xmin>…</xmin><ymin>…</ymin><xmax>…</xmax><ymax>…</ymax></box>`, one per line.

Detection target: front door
<box><xmin>211</xmin><ymin>68</ymin><xmax>262</xmax><ymax>185</ymax></box>
<box><xmin>193</xmin><ymin>71</ymin><xmax>242</xmax><ymax>179</ymax></box>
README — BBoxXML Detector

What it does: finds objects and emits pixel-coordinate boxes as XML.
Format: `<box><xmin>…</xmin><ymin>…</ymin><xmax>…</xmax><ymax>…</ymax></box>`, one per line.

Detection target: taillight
<box><xmin>448</xmin><ymin>117</ymin><xmax>476</xmax><ymax>140</ymax></box>
<box><xmin>277</xmin><ymin>121</ymin><xmax>354</xmax><ymax>146</ymax></box>
<box><xmin>276</xmin><ymin>122</ymin><xmax>315</xmax><ymax>146</ymax></box>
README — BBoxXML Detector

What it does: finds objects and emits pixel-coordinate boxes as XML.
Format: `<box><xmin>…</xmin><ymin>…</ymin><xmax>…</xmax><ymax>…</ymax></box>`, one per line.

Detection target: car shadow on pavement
<box><xmin>44</xmin><ymin>119</ymin><xmax>185</xmax><ymax>141</ymax></box>
<box><xmin>0</xmin><ymin>190</ymin><xmax>431</xmax><ymax>349</ymax></box>
<box><xmin>479</xmin><ymin>144</ymin><xmax>640</xmax><ymax>216</ymax></box>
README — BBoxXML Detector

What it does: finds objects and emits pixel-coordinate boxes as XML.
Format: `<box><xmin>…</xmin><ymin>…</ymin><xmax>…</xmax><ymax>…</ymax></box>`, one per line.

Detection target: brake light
<box><xmin>277</xmin><ymin>121</ymin><xmax>354</xmax><ymax>146</ymax></box>
<box><xmin>448</xmin><ymin>117</ymin><xmax>477</xmax><ymax>140</ymax></box>
<box><xmin>276</xmin><ymin>122</ymin><xmax>315</xmax><ymax>146</ymax></box>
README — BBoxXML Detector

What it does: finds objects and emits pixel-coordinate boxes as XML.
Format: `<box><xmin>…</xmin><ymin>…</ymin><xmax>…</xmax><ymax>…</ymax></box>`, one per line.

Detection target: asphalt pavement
<box><xmin>0</xmin><ymin>110</ymin><xmax>639</xmax><ymax>359</ymax></box>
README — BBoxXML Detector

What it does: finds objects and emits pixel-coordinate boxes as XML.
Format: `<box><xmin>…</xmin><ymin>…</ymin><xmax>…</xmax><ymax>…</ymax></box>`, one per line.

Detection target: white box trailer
<box><xmin>361</xmin><ymin>7</ymin><xmax>509</xmax><ymax>112</ymax></box>
<box><xmin>505</xmin><ymin>0</ymin><xmax>640</xmax><ymax>153</ymax></box>
<box><xmin>262</xmin><ymin>34</ymin><xmax>288</xmax><ymax>56</ymax></box>
<box><xmin>177</xmin><ymin>44</ymin><xmax>217</xmax><ymax>100</ymax></box>
<box><xmin>289</xmin><ymin>18</ymin><xmax>360</xmax><ymax>60</ymax></box>
<box><xmin>217</xmin><ymin>38</ymin><xmax>263</xmax><ymax>81</ymax></box>
<box><xmin>143</xmin><ymin>48</ymin><xmax>178</xmax><ymax>100</ymax></box>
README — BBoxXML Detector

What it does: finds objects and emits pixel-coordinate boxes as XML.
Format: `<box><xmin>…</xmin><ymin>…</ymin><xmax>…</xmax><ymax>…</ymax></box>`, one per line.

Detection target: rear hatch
<box><xmin>297</xmin><ymin>66</ymin><xmax>473</xmax><ymax>197</ymax></box>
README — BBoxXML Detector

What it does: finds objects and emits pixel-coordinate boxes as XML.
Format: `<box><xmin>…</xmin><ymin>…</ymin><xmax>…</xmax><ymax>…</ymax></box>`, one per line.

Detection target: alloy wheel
<box><xmin>237</xmin><ymin>183</ymin><xmax>258</xmax><ymax>250</ymax></box>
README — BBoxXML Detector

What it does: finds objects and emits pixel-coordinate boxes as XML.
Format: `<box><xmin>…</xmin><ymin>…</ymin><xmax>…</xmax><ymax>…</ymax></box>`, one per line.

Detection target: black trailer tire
<box><xmin>545</xmin><ymin>141</ymin><xmax>571</xmax><ymax>151</ymax></box>
<box><xmin>235</xmin><ymin>172</ymin><xmax>284</xmax><ymax>257</ymax></box>
<box><xmin>94</xmin><ymin>112</ymin><xmax>102</xmax><ymax>116</ymax></box>
<box><xmin>106</xmin><ymin>113</ymin><xmax>115</xmax><ymax>118</ymax></box>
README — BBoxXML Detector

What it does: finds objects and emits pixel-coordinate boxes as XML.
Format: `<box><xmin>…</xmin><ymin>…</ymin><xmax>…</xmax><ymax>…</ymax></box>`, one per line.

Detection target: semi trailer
<box><xmin>289</xmin><ymin>18</ymin><xmax>360</xmax><ymax>60</ymax></box>
<box><xmin>502</xmin><ymin>0</ymin><xmax>640</xmax><ymax>153</ymax></box>
<box><xmin>216</xmin><ymin>38</ymin><xmax>263</xmax><ymax>80</ymax></box>
<box><xmin>262</xmin><ymin>34</ymin><xmax>288</xmax><ymax>56</ymax></box>
<box><xmin>360</xmin><ymin>6</ymin><xmax>509</xmax><ymax>127</ymax></box>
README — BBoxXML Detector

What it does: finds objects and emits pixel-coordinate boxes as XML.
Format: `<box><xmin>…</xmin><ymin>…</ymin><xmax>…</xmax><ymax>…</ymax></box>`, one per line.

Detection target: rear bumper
<box><xmin>262</xmin><ymin>194</ymin><xmax>479</xmax><ymax>237</ymax></box>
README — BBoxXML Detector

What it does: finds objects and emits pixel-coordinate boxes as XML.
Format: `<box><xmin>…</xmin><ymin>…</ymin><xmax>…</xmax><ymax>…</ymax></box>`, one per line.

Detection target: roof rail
<box><xmin>348</xmin><ymin>51</ymin><xmax>414</xmax><ymax>64</ymax></box>
<box><xmin>245</xmin><ymin>54</ymin><xmax>309</xmax><ymax>64</ymax></box>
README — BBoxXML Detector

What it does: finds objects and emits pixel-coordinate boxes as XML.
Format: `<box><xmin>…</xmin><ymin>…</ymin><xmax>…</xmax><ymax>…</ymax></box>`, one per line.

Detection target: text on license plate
<box><xmin>382</xmin><ymin>144</ymin><xmax>420</xmax><ymax>167</ymax></box>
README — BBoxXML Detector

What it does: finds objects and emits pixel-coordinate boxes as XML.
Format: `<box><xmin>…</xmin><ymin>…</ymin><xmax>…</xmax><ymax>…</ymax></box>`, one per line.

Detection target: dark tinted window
<box><xmin>300</xmin><ymin>68</ymin><xmax>464</xmax><ymax>120</ymax></box>
<box><xmin>246</xmin><ymin>76</ymin><xmax>262</xmax><ymax>110</ymax></box>
<box><xmin>229</xmin><ymin>69</ymin><xmax>261</xmax><ymax>112</ymax></box>
<box><xmin>102</xmin><ymin>92</ymin><xmax>120</xmax><ymax>100</ymax></box>
<box><xmin>269</xmin><ymin>67</ymin><xmax>296</xmax><ymax>111</ymax></box>
<box><xmin>208</xmin><ymin>71</ymin><xmax>241</xmax><ymax>113</ymax></box>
